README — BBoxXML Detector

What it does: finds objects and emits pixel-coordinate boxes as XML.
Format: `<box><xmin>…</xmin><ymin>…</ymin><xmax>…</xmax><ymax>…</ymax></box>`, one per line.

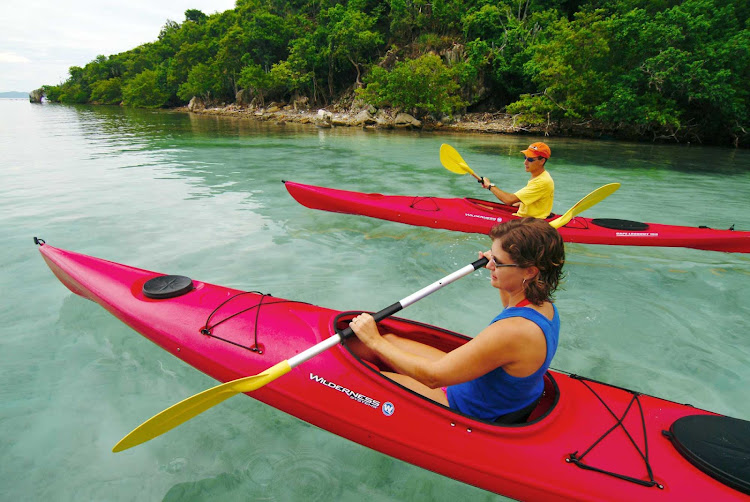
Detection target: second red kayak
<box><xmin>284</xmin><ymin>181</ymin><xmax>750</xmax><ymax>253</ymax></box>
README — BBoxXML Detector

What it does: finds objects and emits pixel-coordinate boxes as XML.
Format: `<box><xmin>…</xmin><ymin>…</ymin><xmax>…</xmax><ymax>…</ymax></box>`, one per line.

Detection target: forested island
<box><xmin>40</xmin><ymin>0</ymin><xmax>749</xmax><ymax>147</ymax></box>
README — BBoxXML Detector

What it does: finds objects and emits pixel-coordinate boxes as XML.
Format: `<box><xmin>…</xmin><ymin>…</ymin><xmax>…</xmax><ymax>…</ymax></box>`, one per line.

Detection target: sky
<box><xmin>1</xmin><ymin>0</ymin><xmax>237</xmax><ymax>93</ymax></box>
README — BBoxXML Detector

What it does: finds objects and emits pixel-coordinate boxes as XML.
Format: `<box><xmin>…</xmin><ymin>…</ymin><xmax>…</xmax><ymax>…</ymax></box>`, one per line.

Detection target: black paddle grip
<box><xmin>339</xmin><ymin>302</ymin><xmax>403</xmax><ymax>339</ymax></box>
<box><xmin>472</xmin><ymin>256</ymin><xmax>489</xmax><ymax>269</ymax></box>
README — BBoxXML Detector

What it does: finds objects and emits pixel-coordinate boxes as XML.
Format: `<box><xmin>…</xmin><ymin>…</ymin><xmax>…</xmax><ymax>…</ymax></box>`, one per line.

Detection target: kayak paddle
<box><xmin>113</xmin><ymin>257</ymin><xmax>490</xmax><ymax>452</ymax></box>
<box><xmin>548</xmin><ymin>183</ymin><xmax>620</xmax><ymax>229</ymax></box>
<box><xmin>440</xmin><ymin>143</ymin><xmax>484</xmax><ymax>183</ymax></box>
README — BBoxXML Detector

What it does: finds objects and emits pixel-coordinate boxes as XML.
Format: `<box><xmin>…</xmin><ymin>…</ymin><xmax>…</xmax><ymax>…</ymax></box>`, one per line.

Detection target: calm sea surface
<box><xmin>2</xmin><ymin>99</ymin><xmax>749</xmax><ymax>501</ymax></box>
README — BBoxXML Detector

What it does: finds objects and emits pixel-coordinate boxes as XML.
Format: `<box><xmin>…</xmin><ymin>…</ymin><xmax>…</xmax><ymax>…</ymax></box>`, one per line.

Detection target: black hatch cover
<box><xmin>143</xmin><ymin>275</ymin><xmax>194</xmax><ymax>299</ymax></box>
<box><xmin>591</xmin><ymin>218</ymin><xmax>650</xmax><ymax>231</ymax></box>
<box><xmin>665</xmin><ymin>414</ymin><xmax>750</xmax><ymax>495</ymax></box>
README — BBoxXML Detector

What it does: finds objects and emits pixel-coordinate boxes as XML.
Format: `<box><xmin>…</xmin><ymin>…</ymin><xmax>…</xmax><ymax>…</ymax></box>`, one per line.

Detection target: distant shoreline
<box><xmin>0</xmin><ymin>92</ymin><xmax>29</xmax><ymax>99</ymax></box>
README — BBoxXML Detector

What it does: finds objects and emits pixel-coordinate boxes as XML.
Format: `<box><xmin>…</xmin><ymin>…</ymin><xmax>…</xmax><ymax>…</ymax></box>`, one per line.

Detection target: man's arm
<box><xmin>482</xmin><ymin>177</ymin><xmax>521</xmax><ymax>205</ymax></box>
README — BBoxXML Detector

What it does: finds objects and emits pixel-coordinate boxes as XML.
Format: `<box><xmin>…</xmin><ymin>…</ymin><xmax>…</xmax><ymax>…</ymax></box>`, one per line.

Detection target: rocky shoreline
<box><xmin>179</xmin><ymin>98</ymin><xmax>546</xmax><ymax>136</ymax></box>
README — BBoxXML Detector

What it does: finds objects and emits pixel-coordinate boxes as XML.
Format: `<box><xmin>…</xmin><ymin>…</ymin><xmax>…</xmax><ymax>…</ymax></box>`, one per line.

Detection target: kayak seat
<box><xmin>494</xmin><ymin>395</ymin><xmax>541</xmax><ymax>424</ymax></box>
<box><xmin>525</xmin><ymin>373</ymin><xmax>557</xmax><ymax>423</ymax></box>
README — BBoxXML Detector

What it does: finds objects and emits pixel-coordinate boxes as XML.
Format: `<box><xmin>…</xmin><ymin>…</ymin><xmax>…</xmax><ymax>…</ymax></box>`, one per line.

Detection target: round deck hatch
<box><xmin>143</xmin><ymin>275</ymin><xmax>194</xmax><ymax>299</ymax></box>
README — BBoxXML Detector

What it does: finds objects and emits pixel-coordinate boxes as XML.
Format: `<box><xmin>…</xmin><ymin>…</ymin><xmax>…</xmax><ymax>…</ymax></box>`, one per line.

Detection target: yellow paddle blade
<box><xmin>440</xmin><ymin>144</ymin><xmax>476</xmax><ymax>176</ymax></box>
<box><xmin>112</xmin><ymin>360</ymin><xmax>291</xmax><ymax>452</ymax></box>
<box><xmin>549</xmin><ymin>183</ymin><xmax>621</xmax><ymax>229</ymax></box>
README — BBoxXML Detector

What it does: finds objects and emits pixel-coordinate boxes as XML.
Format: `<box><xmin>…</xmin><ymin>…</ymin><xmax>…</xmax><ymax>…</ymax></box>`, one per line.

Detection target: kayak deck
<box><xmin>284</xmin><ymin>181</ymin><xmax>750</xmax><ymax>253</ymax></box>
<box><xmin>37</xmin><ymin>241</ymin><xmax>750</xmax><ymax>500</ymax></box>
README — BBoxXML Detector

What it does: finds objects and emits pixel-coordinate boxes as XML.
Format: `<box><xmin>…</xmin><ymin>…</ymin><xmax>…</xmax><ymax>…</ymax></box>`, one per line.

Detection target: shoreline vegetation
<box><xmin>36</xmin><ymin>0</ymin><xmax>749</xmax><ymax>148</ymax></box>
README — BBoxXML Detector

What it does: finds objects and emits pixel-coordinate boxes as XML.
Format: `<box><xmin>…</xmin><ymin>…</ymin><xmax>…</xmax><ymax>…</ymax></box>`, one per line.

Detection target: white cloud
<box><xmin>0</xmin><ymin>0</ymin><xmax>236</xmax><ymax>92</ymax></box>
<box><xmin>0</xmin><ymin>52</ymin><xmax>31</xmax><ymax>64</ymax></box>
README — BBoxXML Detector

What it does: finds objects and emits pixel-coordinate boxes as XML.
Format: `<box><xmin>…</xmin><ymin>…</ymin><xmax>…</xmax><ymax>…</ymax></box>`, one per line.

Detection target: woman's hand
<box><xmin>349</xmin><ymin>313</ymin><xmax>383</xmax><ymax>349</ymax></box>
<box><xmin>479</xmin><ymin>249</ymin><xmax>492</xmax><ymax>269</ymax></box>
<box><xmin>481</xmin><ymin>176</ymin><xmax>492</xmax><ymax>189</ymax></box>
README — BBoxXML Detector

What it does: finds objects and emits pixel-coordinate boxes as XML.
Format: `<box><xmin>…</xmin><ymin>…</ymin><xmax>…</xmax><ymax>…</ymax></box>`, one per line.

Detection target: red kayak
<box><xmin>284</xmin><ymin>181</ymin><xmax>750</xmax><ymax>253</ymax></box>
<box><xmin>37</xmin><ymin>240</ymin><xmax>750</xmax><ymax>501</ymax></box>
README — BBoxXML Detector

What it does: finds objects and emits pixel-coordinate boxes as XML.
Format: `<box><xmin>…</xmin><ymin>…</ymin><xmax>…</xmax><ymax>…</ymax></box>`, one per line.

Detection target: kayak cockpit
<box><xmin>465</xmin><ymin>198</ymin><xmax>559</xmax><ymax>222</ymax></box>
<box><xmin>334</xmin><ymin>312</ymin><xmax>559</xmax><ymax>427</ymax></box>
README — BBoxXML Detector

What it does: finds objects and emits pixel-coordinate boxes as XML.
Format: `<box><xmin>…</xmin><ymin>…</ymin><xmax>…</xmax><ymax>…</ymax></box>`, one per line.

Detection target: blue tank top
<box><xmin>446</xmin><ymin>305</ymin><xmax>560</xmax><ymax>421</ymax></box>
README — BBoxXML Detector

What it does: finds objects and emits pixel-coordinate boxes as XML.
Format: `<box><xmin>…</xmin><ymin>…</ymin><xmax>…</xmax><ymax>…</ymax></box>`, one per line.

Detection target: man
<box><xmin>481</xmin><ymin>142</ymin><xmax>554</xmax><ymax>219</ymax></box>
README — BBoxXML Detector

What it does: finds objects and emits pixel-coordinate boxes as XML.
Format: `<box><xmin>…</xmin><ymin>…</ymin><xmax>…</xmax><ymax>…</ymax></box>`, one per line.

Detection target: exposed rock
<box><xmin>441</xmin><ymin>43</ymin><xmax>465</xmax><ymax>65</ymax></box>
<box><xmin>374</xmin><ymin>109</ymin><xmax>394</xmax><ymax>128</ymax></box>
<box><xmin>178</xmin><ymin>101</ymin><xmax>544</xmax><ymax>137</ymax></box>
<box><xmin>394</xmin><ymin>112</ymin><xmax>422</xmax><ymax>129</ymax></box>
<box><xmin>378</xmin><ymin>48</ymin><xmax>399</xmax><ymax>69</ymax></box>
<box><xmin>236</xmin><ymin>89</ymin><xmax>252</xmax><ymax>107</ymax></box>
<box><xmin>314</xmin><ymin>109</ymin><xmax>333</xmax><ymax>128</ymax></box>
<box><xmin>187</xmin><ymin>96</ymin><xmax>205</xmax><ymax>111</ymax></box>
<box><xmin>292</xmin><ymin>95</ymin><xmax>309</xmax><ymax>110</ymax></box>
<box><xmin>29</xmin><ymin>89</ymin><xmax>43</xmax><ymax>103</ymax></box>
<box><xmin>331</xmin><ymin>114</ymin><xmax>350</xmax><ymax>126</ymax></box>
<box><xmin>351</xmin><ymin>109</ymin><xmax>377</xmax><ymax>126</ymax></box>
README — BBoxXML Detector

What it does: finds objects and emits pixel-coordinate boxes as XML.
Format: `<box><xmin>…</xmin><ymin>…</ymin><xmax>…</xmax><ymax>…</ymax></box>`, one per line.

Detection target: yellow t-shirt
<box><xmin>514</xmin><ymin>170</ymin><xmax>554</xmax><ymax>218</ymax></box>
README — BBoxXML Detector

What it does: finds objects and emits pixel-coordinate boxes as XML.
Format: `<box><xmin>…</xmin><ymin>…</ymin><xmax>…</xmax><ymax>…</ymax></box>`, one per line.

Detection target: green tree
<box><xmin>89</xmin><ymin>78</ymin><xmax>122</xmax><ymax>104</ymax></box>
<box><xmin>238</xmin><ymin>63</ymin><xmax>273</xmax><ymax>106</ymax></box>
<box><xmin>185</xmin><ymin>9</ymin><xmax>208</xmax><ymax>24</ymax></box>
<box><xmin>56</xmin><ymin>66</ymin><xmax>91</xmax><ymax>103</ymax></box>
<box><xmin>598</xmin><ymin>1</ymin><xmax>749</xmax><ymax>143</ymax></box>
<box><xmin>122</xmin><ymin>69</ymin><xmax>170</xmax><ymax>107</ymax></box>
<box><xmin>506</xmin><ymin>9</ymin><xmax>611</xmax><ymax>124</ymax></box>
<box><xmin>242</xmin><ymin>11</ymin><xmax>294</xmax><ymax>70</ymax></box>
<box><xmin>178</xmin><ymin>62</ymin><xmax>225</xmax><ymax>102</ymax></box>
<box><xmin>357</xmin><ymin>53</ymin><xmax>466</xmax><ymax>116</ymax></box>
<box><xmin>285</xmin><ymin>34</ymin><xmax>324</xmax><ymax>103</ymax></box>
<box><xmin>168</xmin><ymin>41</ymin><xmax>211</xmax><ymax>90</ymax></box>
<box><xmin>319</xmin><ymin>3</ymin><xmax>383</xmax><ymax>97</ymax></box>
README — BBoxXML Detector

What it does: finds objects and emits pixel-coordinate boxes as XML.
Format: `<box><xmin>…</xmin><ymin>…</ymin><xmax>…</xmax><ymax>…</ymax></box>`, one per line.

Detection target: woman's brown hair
<box><xmin>489</xmin><ymin>218</ymin><xmax>565</xmax><ymax>305</ymax></box>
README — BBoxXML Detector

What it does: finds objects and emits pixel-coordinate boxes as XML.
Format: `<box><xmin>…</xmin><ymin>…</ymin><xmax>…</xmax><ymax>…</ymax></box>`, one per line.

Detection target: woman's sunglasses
<box><xmin>491</xmin><ymin>256</ymin><xmax>520</xmax><ymax>268</ymax></box>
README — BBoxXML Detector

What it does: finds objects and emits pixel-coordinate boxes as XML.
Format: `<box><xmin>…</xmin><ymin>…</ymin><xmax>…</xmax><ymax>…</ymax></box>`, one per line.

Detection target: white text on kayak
<box><xmin>310</xmin><ymin>373</ymin><xmax>381</xmax><ymax>409</ymax></box>
<box><xmin>465</xmin><ymin>213</ymin><xmax>502</xmax><ymax>222</ymax></box>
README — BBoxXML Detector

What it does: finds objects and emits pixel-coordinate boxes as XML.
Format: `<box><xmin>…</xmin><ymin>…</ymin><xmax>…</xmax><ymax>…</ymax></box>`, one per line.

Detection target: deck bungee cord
<box><xmin>199</xmin><ymin>291</ymin><xmax>311</xmax><ymax>354</ymax></box>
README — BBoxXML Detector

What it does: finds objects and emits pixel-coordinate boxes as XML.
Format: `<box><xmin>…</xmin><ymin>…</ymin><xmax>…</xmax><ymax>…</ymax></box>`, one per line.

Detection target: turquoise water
<box><xmin>2</xmin><ymin>99</ymin><xmax>750</xmax><ymax>501</ymax></box>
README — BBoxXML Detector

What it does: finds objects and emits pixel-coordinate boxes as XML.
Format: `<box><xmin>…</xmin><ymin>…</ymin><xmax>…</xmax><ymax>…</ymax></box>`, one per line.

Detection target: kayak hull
<box><xmin>284</xmin><ymin>181</ymin><xmax>750</xmax><ymax>253</ymax></box>
<box><xmin>38</xmin><ymin>242</ymin><xmax>749</xmax><ymax>501</ymax></box>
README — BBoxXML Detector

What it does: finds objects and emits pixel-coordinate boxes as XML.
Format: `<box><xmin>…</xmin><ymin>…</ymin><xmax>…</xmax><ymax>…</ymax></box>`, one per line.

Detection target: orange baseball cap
<box><xmin>521</xmin><ymin>142</ymin><xmax>551</xmax><ymax>159</ymax></box>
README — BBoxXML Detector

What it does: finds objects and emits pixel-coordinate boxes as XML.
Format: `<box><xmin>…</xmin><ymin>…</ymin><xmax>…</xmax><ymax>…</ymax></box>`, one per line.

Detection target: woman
<box><xmin>349</xmin><ymin>218</ymin><xmax>565</xmax><ymax>423</ymax></box>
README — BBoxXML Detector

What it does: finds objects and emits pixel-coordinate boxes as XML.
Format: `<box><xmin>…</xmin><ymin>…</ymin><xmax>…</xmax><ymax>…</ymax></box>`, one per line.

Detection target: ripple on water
<box><xmin>161</xmin><ymin>447</ymin><xmax>341</xmax><ymax>501</ymax></box>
